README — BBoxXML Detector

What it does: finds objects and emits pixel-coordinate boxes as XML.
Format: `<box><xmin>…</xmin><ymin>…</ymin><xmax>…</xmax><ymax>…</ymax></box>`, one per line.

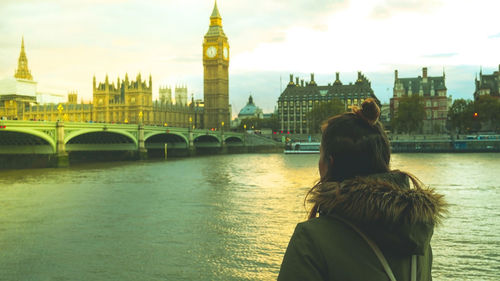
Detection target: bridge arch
<box><xmin>145</xmin><ymin>132</ymin><xmax>189</xmax><ymax>149</ymax></box>
<box><xmin>0</xmin><ymin>128</ymin><xmax>56</xmax><ymax>153</ymax></box>
<box><xmin>225</xmin><ymin>136</ymin><xmax>243</xmax><ymax>143</ymax></box>
<box><xmin>194</xmin><ymin>134</ymin><xmax>220</xmax><ymax>143</ymax></box>
<box><xmin>65</xmin><ymin>129</ymin><xmax>138</xmax><ymax>147</ymax></box>
<box><xmin>145</xmin><ymin>132</ymin><xmax>189</xmax><ymax>144</ymax></box>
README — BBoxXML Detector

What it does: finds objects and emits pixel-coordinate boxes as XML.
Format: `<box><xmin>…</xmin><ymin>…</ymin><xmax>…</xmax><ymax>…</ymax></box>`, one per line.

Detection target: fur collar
<box><xmin>311</xmin><ymin>171</ymin><xmax>447</xmax><ymax>226</ymax></box>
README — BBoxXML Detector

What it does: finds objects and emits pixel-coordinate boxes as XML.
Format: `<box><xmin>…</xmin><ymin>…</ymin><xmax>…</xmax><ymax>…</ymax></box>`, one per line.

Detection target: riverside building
<box><xmin>1</xmin><ymin>2</ymin><xmax>233</xmax><ymax>129</ymax></box>
<box><xmin>474</xmin><ymin>65</ymin><xmax>500</xmax><ymax>100</ymax></box>
<box><xmin>277</xmin><ymin>72</ymin><xmax>379</xmax><ymax>134</ymax></box>
<box><xmin>390</xmin><ymin>67</ymin><xmax>451</xmax><ymax>134</ymax></box>
<box><xmin>203</xmin><ymin>1</ymin><xmax>230</xmax><ymax>130</ymax></box>
<box><xmin>0</xmin><ymin>38</ymin><xmax>64</xmax><ymax>119</ymax></box>
<box><xmin>0</xmin><ymin>38</ymin><xmax>202</xmax><ymax>128</ymax></box>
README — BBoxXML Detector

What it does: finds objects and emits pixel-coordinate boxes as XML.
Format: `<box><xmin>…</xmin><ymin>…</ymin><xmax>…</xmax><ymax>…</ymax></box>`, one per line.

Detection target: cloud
<box><xmin>371</xmin><ymin>0</ymin><xmax>442</xmax><ymax>19</ymax></box>
<box><xmin>488</xmin><ymin>32</ymin><xmax>500</xmax><ymax>39</ymax></box>
<box><xmin>422</xmin><ymin>53</ymin><xmax>458</xmax><ymax>58</ymax></box>
<box><xmin>1</xmin><ymin>0</ymin><xmax>500</xmax><ymax>115</ymax></box>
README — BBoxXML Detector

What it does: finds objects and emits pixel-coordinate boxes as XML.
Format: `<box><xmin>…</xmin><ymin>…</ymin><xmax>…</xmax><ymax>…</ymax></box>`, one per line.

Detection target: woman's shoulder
<box><xmin>294</xmin><ymin>216</ymin><xmax>363</xmax><ymax>245</ymax></box>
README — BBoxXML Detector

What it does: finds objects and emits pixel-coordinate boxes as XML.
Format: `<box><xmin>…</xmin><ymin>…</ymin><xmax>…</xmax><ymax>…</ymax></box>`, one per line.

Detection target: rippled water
<box><xmin>0</xmin><ymin>153</ymin><xmax>498</xmax><ymax>280</ymax></box>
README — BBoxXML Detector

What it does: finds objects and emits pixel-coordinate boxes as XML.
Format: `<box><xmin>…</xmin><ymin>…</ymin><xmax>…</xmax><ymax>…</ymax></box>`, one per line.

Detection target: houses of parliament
<box><xmin>0</xmin><ymin>2</ymin><xmax>230</xmax><ymax>130</ymax></box>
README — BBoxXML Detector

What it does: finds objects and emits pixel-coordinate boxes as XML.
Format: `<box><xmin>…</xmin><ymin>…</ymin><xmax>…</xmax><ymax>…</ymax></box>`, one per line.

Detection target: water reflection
<box><xmin>0</xmin><ymin>153</ymin><xmax>498</xmax><ymax>280</ymax></box>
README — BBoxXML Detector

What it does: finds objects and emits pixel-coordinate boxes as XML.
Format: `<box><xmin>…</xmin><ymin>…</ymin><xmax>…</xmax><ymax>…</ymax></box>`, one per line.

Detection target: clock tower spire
<box><xmin>203</xmin><ymin>0</ymin><xmax>230</xmax><ymax>130</ymax></box>
<box><xmin>14</xmin><ymin>37</ymin><xmax>33</xmax><ymax>80</ymax></box>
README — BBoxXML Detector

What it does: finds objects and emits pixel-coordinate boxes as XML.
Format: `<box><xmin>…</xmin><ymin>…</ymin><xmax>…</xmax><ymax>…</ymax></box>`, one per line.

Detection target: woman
<box><xmin>278</xmin><ymin>98</ymin><xmax>447</xmax><ymax>281</ymax></box>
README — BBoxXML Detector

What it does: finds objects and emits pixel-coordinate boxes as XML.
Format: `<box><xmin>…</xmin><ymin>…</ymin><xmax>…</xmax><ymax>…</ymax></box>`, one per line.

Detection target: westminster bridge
<box><xmin>0</xmin><ymin>120</ymin><xmax>280</xmax><ymax>167</ymax></box>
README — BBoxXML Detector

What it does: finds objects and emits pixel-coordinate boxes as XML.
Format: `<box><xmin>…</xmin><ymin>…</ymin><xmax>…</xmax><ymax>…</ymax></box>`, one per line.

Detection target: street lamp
<box><xmin>57</xmin><ymin>104</ymin><xmax>64</xmax><ymax>121</ymax></box>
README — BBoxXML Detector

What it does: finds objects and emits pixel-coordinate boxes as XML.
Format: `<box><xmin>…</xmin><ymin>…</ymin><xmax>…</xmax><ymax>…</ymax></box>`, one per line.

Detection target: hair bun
<box><xmin>354</xmin><ymin>98</ymin><xmax>380</xmax><ymax>125</ymax></box>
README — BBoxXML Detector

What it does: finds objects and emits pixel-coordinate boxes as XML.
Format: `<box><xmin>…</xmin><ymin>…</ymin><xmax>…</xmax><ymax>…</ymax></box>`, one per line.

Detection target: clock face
<box><xmin>223</xmin><ymin>47</ymin><xmax>228</xmax><ymax>59</ymax></box>
<box><xmin>206</xmin><ymin>46</ymin><xmax>217</xmax><ymax>58</ymax></box>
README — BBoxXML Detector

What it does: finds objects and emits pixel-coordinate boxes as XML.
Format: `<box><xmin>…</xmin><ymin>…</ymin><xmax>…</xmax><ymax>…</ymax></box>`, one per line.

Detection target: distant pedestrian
<box><xmin>278</xmin><ymin>98</ymin><xmax>447</xmax><ymax>281</ymax></box>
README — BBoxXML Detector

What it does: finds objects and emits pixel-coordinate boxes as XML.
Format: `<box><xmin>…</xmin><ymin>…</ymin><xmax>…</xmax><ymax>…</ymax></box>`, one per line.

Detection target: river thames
<box><xmin>0</xmin><ymin>153</ymin><xmax>498</xmax><ymax>280</ymax></box>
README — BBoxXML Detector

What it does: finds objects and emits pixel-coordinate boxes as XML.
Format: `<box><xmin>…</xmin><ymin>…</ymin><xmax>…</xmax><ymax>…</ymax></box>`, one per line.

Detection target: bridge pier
<box><xmin>137</xmin><ymin>124</ymin><xmax>148</xmax><ymax>160</ymax></box>
<box><xmin>54</xmin><ymin>121</ymin><xmax>69</xmax><ymax>167</ymax></box>
<box><xmin>188</xmin><ymin>129</ymin><xmax>196</xmax><ymax>156</ymax></box>
<box><xmin>220</xmin><ymin>132</ymin><xmax>227</xmax><ymax>154</ymax></box>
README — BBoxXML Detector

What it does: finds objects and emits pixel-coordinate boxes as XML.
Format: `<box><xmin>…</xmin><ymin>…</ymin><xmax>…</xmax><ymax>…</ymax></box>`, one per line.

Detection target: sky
<box><xmin>1</xmin><ymin>0</ymin><xmax>500</xmax><ymax>116</ymax></box>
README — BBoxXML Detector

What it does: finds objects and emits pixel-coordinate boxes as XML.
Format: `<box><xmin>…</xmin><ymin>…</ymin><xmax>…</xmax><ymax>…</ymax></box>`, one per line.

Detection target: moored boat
<box><xmin>284</xmin><ymin>142</ymin><xmax>320</xmax><ymax>154</ymax></box>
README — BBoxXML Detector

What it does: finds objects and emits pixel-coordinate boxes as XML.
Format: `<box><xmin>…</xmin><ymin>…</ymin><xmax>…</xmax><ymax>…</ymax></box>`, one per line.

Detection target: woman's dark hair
<box><xmin>306</xmin><ymin>98</ymin><xmax>393</xmax><ymax>219</ymax></box>
<box><xmin>321</xmin><ymin>98</ymin><xmax>390</xmax><ymax>182</ymax></box>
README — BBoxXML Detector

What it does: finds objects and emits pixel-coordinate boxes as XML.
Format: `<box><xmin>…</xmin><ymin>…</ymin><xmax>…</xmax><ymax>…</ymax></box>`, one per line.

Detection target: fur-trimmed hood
<box><xmin>310</xmin><ymin>170</ymin><xmax>447</xmax><ymax>255</ymax></box>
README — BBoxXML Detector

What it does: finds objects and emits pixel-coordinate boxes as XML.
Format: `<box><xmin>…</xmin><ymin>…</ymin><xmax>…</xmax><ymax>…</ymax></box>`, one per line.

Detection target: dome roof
<box><xmin>238</xmin><ymin>95</ymin><xmax>261</xmax><ymax>117</ymax></box>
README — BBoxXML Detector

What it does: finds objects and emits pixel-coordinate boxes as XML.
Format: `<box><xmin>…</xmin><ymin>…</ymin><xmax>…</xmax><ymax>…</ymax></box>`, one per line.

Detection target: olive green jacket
<box><xmin>278</xmin><ymin>171</ymin><xmax>446</xmax><ymax>281</ymax></box>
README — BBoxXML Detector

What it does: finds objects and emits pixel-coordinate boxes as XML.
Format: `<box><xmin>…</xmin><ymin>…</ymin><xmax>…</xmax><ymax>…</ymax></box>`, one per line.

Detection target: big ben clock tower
<box><xmin>203</xmin><ymin>1</ymin><xmax>229</xmax><ymax>130</ymax></box>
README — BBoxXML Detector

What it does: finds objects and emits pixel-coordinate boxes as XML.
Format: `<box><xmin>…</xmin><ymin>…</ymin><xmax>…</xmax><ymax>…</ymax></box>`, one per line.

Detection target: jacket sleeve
<box><xmin>278</xmin><ymin>223</ymin><xmax>326</xmax><ymax>281</ymax></box>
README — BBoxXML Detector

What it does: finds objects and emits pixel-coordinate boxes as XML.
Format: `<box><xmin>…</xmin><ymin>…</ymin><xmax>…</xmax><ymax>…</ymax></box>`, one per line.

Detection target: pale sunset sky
<box><xmin>1</xmin><ymin>0</ymin><xmax>500</xmax><ymax>115</ymax></box>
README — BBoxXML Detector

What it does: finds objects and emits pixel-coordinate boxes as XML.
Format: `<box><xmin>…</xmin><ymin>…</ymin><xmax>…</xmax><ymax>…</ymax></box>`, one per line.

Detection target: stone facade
<box><xmin>0</xmin><ymin>39</ymin><xmax>203</xmax><ymax>128</ymax></box>
<box><xmin>277</xmin><ymin>72</ymin><xmax>379</xmax><ymax>134</ymax></box>
<box><xmin>203</xmin><ymin>1</ymin><xmax>230</xmax><ymax>130</ymax></box>
<box><xmin>390</xmin><ymin>67</ymin><xmax>451</xmax><ymax>134</ymax></box>
<box><xmin>474</xmin><ymin>65</ymin><xmax>500</xmax><ymax>100</ymax></box>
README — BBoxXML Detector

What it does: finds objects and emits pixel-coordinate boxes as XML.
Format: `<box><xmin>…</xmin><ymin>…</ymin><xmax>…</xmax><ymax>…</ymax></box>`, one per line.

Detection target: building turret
<box><xmin>356</xmin><ymin>71</ymin><xmax>363</xmax><ymax>83</ymax></box>
<box><xmin>289</xmin><ymin>74</ymin><xmax>294</xmax><ymax>85</ymax></box>
<box><xmin>14</xmin><ymin>37</ymin><xmax>33</xmax><ymax>80</ymax></box>
<box><xmin>149</xmin><ymin>74</ymin><xmax>152</xmax><ymax>89</ymax></box>
<box><xmin>68</xmin><ymin>91</ymin><xmax>78</xmax><ymax>104</ymax></box>
<box><xmin>309</xmin><ymin>73</ymin><xmax>317</xmax><ymax>86</ymax></box>
<box><xmin>159</xmin><ymin>86</ymin><xmax>172</xmax><ymax>104</ymax></box>
<box><xmin>334</xmin><ymin>72</ymin><xmax>342</xmax><ymax>85</ymax></box>
<box><xmin>175</xmin><ymin>84</ymin><xmax>188</xmax><ymax>106</ymax></box>
<box><xmin>136</xmin><ymin>73</ymin><xmax>142</xmax><ymax>89</ymax></box>
<box><xmin>93</xmin><ymin>75</ymin><xmax>96</xmax><ymax>90</ymax></box>
<box><xmin>105</xmin><ymin>74</ymin><xmax>109</xmax><ymax>90</ymax></box>
<box><xmin>210</xmin><ymin>0</ymin><xmax>222</xmax><ymax>26</ymax></box>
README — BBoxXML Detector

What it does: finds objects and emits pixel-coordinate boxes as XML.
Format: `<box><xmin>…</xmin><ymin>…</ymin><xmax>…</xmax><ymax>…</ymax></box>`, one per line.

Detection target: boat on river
<box><xmin>284</xmin><ymin>142</ymin><xmax>320</xmax><ymax>154</ymax></box>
